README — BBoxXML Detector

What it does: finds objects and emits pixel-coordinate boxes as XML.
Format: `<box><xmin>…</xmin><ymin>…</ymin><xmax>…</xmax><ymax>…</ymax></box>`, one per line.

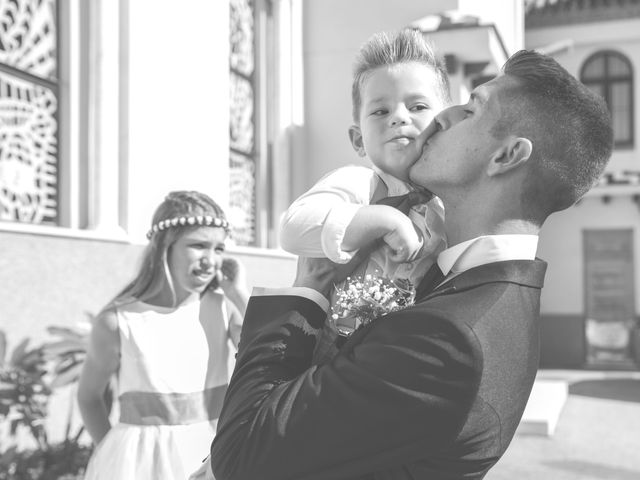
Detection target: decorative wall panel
<box><xmin>229</xmin><ymin>0</ymin><xmax>256</xmax><ymax>245</ymax></box>
<box><xmin>0</xmin><ymin>0</ymin><xmax>58</xmax><ymax>225</ymax></box>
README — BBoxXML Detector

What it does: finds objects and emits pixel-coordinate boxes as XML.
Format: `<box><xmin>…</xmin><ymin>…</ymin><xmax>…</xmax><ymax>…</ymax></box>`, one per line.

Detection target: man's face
<box><xmin>409</xmin><ymin>75</ymin><xmax>515</xmax><ymax>195</ymax></box>
<box><xmin>352</xmin><ymin>62</ymin><xmax>446</xmax><ymax>182</ymax></box>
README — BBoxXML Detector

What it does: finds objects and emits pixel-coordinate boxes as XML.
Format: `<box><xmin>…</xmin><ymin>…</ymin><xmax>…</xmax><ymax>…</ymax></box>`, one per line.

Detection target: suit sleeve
<box><xmin>210</xmin><ymin>294</ymin><xmax>482</xmax><ymax>480</ymax></box>
<box><xmin>279</xmin><ymin>166</ymin><xmax>377</xmax><ymax>262</ymax></box>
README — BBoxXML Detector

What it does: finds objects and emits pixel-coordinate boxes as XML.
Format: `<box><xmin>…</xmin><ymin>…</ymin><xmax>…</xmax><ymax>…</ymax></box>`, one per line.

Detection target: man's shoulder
<box><xmin>412</xmin><ymin>259</ymin><xmax>546</xmax><ymax>328</ymax></box>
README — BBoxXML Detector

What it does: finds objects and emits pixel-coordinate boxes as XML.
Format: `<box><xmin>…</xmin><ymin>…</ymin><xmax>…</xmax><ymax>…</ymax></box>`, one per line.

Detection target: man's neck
<box><xmin>444</xmin><ymin>207</ymin><xmax>540</xmax><ymax>247</ymax></box>
<box><xmin>437</xmin><ymin>182</ymin><xmax>543</xmax><ymax>246</ymax></box>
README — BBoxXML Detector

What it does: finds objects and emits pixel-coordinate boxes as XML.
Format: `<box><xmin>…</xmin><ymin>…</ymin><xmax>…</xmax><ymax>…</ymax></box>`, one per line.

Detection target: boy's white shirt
<box><xmin>280</xmin><ymin>164</ymin><xmax>443</xmax><ymax>264</ymax></box>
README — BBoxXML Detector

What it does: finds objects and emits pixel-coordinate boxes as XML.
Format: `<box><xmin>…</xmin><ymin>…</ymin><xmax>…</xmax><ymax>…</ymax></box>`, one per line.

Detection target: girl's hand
<box><xmin>217</xmin><ymin>257</ymin><xmax>245</xmax><ymax>292</ymax></box>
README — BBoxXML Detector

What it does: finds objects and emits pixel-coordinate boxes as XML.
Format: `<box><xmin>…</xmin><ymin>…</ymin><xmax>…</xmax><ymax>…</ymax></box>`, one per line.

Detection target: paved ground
<box><xmin>486</xmin><ymin>370</ymin><xmax>640</xmax><ymax>480</ymax></box>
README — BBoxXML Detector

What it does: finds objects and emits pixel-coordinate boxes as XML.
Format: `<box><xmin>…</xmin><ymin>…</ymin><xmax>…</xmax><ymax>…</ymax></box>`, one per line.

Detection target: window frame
<box><xmin>0</xmin><ymin>0</ymin><xmax>129</xmax><ymax>242</ymax></box>
<box><xmin>580</xmin><ymin>50</ymin><xmax>634</xmax><ymax>149</ymax></box>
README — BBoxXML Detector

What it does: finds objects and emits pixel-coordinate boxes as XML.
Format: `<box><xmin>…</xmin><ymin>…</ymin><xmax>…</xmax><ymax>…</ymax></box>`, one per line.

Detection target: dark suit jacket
<box><xmin>211</xmin><ymin>259</ymin><xmax>546</xmax><ymax>480</ymax></box>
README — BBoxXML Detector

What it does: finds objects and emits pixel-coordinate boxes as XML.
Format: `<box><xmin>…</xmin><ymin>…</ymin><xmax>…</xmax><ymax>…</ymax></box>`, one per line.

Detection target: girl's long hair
<box><xmin>106</xmin><ymin>191</ymin><xmax>228</xmax><ymax>310</ymax></box>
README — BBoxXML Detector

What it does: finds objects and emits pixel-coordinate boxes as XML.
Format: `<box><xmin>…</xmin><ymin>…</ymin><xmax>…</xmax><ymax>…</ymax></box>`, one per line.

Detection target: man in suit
<box><xmin>209</xmin><ymin>50</ymin><xmax>613</xmax><ymax>479</ymax></box>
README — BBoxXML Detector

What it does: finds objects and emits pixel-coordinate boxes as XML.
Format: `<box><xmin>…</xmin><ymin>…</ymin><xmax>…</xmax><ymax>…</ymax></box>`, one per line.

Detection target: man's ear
<box><xmin>348</xmin><ymin>125</ymin><xmax>366</xmax><ymax>157</ymax></box>
<box><xmin>487</xmin><ymin>137</ymin><xmax>533</xmax><ymax>177</ymax></box>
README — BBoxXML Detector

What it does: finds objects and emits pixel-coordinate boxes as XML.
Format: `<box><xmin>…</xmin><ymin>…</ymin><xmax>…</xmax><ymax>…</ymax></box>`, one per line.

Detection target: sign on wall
<box><xmin>584</xmin><ymin>229</ymin><xmax>636</xmax><ymax>367</ymax></box>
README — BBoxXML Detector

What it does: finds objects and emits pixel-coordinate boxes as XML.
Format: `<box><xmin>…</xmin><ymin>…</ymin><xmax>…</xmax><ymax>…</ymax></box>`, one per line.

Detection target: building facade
<box><xmin>526</xmin><ymin>0</ymin><xmax>640</xmax><ymax>368</ymax></box>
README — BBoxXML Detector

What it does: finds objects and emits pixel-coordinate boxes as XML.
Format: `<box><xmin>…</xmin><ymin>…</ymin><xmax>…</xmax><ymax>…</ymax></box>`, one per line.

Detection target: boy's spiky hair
<box><xmin>351</xmin><ymin>29</ymin><xmax>450</xmax><ymax>122</ymax></box>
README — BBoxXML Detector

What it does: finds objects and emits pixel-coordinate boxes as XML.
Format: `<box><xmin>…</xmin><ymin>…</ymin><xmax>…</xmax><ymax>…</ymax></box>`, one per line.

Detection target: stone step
<box><xmin>517</xmin><ymin>379</ymin><xmax>568</xmax><ymax>436</ymax></box>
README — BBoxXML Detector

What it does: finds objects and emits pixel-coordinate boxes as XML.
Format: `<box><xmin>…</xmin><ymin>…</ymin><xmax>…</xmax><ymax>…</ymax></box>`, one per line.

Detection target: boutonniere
<box><xmin>330</xmin><ymin>273</ymin><xmax>416</xmax><ymax>337</ymax></box>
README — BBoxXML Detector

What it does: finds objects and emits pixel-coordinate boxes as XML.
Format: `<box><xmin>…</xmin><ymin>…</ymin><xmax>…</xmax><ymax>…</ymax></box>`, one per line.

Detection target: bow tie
<box><xmin>415</xmin><ymin>262</ymin><xmax>446</xmax><ymax>300</ymax></box>
<box><xmin>375</xmin><ymin>190</ymin><xmax>435</xmax><ymax>215</ymax></box>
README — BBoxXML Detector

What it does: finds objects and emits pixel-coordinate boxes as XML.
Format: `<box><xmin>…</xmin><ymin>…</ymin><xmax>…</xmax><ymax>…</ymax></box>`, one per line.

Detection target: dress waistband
<box><xmin>119</xmin><ymin>384</ymin><xmax>228</xmax><ymax>425</ymax></box>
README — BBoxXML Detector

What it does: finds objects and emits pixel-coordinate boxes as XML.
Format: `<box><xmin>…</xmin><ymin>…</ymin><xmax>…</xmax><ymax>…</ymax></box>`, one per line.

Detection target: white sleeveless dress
<box><xmin>84</xmin><ymin>290</ymin><xmax>239</xmax><ymax>480</ymax></box>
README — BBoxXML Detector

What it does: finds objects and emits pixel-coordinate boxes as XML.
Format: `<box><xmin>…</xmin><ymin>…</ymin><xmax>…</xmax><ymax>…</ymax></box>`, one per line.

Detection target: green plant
<box><xmin>0</xmin><ymin>332</ymin><xmax>50</xmax><ymax>451</ymax></box>
<box><xmin>0</xmin><ymin>321</ymin><xmax>100</xmax><ymax>480</ymax></box>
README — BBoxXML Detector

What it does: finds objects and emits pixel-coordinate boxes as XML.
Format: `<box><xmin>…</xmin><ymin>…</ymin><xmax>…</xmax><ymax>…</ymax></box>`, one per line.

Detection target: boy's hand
<box><xmin>293</xmin><ymin>252</ymin><xmax>368</xmax><ymax>298</ymax></box>
<box><xmin>382</xmin><ymin>212</ymin><xmax>424</xmax><ymax>263</ymax></box>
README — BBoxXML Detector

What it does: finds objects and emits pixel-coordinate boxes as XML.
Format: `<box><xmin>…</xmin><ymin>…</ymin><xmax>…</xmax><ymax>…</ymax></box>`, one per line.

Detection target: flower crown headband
<box><xmin>146</xmin><ymin>215</ymin><xmax>230</xmax><ymax>239</ymax></box>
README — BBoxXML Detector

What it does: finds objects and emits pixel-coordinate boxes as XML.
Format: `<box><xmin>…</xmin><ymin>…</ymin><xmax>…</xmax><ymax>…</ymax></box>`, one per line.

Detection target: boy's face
<box><xmin>350</xmin><ymin>62</ymin><xmax>446</xmax><ymax>182</ymax></box>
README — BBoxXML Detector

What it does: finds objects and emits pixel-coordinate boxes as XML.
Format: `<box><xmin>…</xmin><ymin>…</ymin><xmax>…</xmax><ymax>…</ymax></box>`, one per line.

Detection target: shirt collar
<box><xmin>437</xmin><ymin>235</ymin><xmax>539</xmax><ymax>276</ymax></box>
<box><xmin>371</xmin><ymin>165</ymin><xmax>412</xmax><ymax>196</ymax></box>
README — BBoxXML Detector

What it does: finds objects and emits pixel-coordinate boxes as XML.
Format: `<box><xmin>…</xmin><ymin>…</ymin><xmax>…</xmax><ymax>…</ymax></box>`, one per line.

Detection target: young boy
<box><xmin>280</xmin><ymin>29</ymin><xmax>451</xmax><ymax>362</ymax></box>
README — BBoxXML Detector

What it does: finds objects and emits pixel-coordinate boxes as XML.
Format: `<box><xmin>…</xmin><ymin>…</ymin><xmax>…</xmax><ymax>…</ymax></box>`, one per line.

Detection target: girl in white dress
<box><xmin>78</xmin><ymin>191</ymin><xmax>249</xmax><ymax>480</ymax></box>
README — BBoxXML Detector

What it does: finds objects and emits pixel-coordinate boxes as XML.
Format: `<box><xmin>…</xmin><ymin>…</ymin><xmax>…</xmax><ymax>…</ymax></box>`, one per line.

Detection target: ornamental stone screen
<box><xmin>229</xmin><ymin>0</ymin><xmax>257</xmax><ymax>246</ymax></box>
<box><xmin>0</xmin><ymin>0</ymin><xmax>58</xmax><ymax>225</ymax></box>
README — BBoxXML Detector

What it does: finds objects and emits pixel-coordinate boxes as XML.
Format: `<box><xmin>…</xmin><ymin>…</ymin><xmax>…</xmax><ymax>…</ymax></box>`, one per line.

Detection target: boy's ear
<box><xmin>348</xmin><ymin>125</ymin><xmax>366</xmax><ymax>157</ymax></box>
<box><xmin>487</xmin><ymin>136</ymin><xmax>532</xmax><ymax>177</ymax></box>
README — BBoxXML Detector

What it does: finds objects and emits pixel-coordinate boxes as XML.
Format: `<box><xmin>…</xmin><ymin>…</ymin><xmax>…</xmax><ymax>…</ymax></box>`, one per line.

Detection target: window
<box><xmin>580</xmin><ymin>51</ymin><xmax>634</xmax><ymax>148</ymax></box>
<box><xmin>0</xmin><ymin>0</ymin><xmax>59</xmax><ymax>225</ymax></box>
<box><xmin>0</xmin><ymin>1</ymin><xmax>126</xmax><ymax>236</ymax></box>
<box><xmin>229</xmin><ymin>0</ymin><xmax>274</xmax><ymax>247</ymax></box>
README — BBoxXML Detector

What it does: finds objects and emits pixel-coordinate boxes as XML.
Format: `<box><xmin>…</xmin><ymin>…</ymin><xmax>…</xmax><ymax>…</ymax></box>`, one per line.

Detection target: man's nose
<box><xmin>435</xmin><ymin>106</ymin><xmax>466</xmax><ymax>130</ymax></box>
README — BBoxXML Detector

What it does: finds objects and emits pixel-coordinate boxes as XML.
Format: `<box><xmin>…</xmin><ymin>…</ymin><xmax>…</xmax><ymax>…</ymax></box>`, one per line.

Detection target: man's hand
<box><xmin>293</xmin><ymin>252</ymin><xmax>368</xmax><ymax>298</ymax></box>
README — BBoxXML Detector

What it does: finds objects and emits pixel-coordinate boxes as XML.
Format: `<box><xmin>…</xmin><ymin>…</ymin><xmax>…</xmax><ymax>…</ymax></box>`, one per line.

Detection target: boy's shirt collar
<box><xmin>371</xmin><ymin>165</ymin><xmax>412</xmax><ymax>197</ymax></box>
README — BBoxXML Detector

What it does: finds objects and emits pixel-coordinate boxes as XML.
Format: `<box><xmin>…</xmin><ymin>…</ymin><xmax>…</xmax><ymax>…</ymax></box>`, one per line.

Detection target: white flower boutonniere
<box><xmin>330</xmin><ymin>273</ymin><xmax>416</xmax><ymax>337</ymax></box>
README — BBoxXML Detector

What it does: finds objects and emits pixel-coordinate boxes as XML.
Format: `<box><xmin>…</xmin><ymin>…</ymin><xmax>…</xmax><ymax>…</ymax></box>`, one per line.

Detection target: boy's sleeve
<box><xmin>280</xmin><ymin>166</ymin><xmax>377</xmax><ymax>263</ymax></box>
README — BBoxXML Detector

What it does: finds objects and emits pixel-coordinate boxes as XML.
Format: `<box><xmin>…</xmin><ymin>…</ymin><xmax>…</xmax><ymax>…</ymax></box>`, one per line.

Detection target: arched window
<box><xmin>580</xmin><ymin>51</ymin><xmax>634</xmax><ymax>148</ymax></box>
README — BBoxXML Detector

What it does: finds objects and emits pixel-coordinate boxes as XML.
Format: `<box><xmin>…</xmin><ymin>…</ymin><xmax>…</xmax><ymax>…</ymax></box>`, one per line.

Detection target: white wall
<box><xmin>538</xmin><ymin>197</ymin><xmax>640</xmax><ymax>315</ymax></box>
<box><xmin>458</xmin><ymin>0</ymin><xmax>524</xmax><ymax>54</ymax></box>
<box><xmin>126</xmin><ymin>0</ymin><xmax>230</xmax><ymax>241</ymax></box>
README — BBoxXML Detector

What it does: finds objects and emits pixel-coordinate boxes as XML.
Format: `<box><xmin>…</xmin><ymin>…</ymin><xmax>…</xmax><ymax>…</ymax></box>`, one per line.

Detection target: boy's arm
<box><xmin>280</xmin><ymin>166</ymin><xmax>378</xmax><ymax>262</ymax></box>
<box><xmin>341</xmin><ymin>204</ymin><xmax>423</xmax><ymax>263</ymax></box>
<box><xmin>281</xmin><ymin>166</ymin><xmax>422</xmax><ymax>263</ymax></box>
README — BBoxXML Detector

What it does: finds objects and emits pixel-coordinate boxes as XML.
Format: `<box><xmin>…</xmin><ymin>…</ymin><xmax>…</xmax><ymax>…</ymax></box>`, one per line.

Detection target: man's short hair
<box><xmin>351</xmin><ymin>29</ymin><xmax>451</xmax><ymax>122</ymax></box>
<box><xmin>493</xmin><ymin>50</ymin><xmax>613</xmax><ymax>218</ymax></box>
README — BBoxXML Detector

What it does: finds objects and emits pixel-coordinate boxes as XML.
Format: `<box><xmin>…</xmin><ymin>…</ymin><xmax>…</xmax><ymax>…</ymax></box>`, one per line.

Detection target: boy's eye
<box><xmin>371</xmin><ymin>109</ymin><xmax>387</xmax><ymax>116</ymax></box>
<box><xmin>215</xmin><ymin>246</ymin><xmax>225</xmax><ymax>253</ymax></box>
<box><xmin>411</xmin><ymin>104</ymin><xmax>429</xmax><ymax>111</ymax></box>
